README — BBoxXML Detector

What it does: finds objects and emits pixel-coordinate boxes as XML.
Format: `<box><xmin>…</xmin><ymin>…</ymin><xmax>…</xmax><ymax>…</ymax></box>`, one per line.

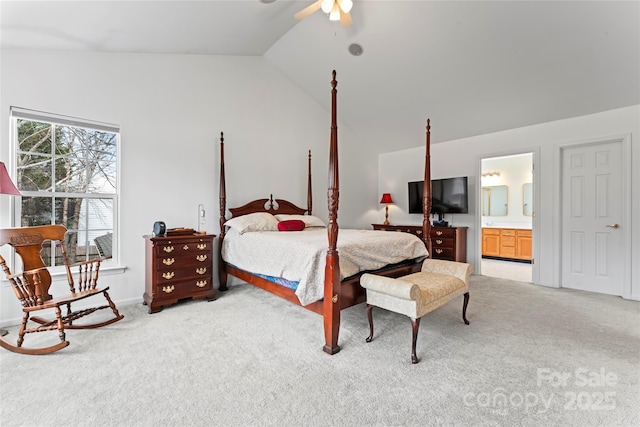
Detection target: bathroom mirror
<box><xmin>523</xmin><ymin>183</ymin><xmax>533</xmax><ymax>216</ymax></box>
<box><xmin>482</xmin><ymin>185</ymin><xmax>508</xmax><ymax>216</ymax></box>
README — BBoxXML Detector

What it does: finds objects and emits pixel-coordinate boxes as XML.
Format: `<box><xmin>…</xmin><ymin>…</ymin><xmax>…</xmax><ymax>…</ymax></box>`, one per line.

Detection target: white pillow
<box><xmin>275</xmin><ymin>214</ymin><xmax>326</xmax><ymax>228</ymax></box>
<box><xmin>225</xmin><ymin>212</ymin><xmax>279</xmax><ymax>234</ymax></box>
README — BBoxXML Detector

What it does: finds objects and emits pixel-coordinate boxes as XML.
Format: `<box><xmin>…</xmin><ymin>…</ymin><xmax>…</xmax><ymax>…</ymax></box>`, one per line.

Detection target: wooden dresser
<box><xmin>482</xmin><ymin>228</ymin><xmax>532</xmax><ymax>261</ymax></box>
<box><xmin>143</xmin><ymin>233</ymin><xmax>216</xmax><ymax>313</ymax></box>
<box><xmin>371</xmin><ymin>224</ymin><xmax>467</xmax><ymax>262</ymax></box>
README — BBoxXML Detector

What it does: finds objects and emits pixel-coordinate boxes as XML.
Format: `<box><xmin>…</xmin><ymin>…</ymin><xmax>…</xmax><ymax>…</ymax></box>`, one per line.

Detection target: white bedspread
<box><xmin>222</xmin><ymin>228</ymin><xmax>428</xmax><ymax>305</ymax></box>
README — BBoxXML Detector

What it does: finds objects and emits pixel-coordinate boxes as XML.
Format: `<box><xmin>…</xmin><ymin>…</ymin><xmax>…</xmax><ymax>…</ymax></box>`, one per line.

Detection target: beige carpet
<box><xmin>1</xmin><ymin>275</ymin><xmax>638</xmax><ymax>427</ymax></box>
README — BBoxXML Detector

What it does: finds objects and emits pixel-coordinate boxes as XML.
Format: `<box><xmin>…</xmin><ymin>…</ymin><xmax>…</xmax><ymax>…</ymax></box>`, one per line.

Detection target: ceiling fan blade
<box><xmin>339</xmin><ymin>9</ymin><xmax>353</xmax><ymax>28</ymax></box>
<box><xmin>295</xmin><ymin>0</ymin><xmax>322</xmax><ymax>20</ymax></box>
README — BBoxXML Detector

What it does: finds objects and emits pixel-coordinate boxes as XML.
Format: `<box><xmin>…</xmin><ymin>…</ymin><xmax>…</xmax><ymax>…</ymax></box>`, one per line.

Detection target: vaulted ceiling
<box><xmin>2</xmin><ymin>0</ymin><xmax>639</xmax><ymax>151</ymax></box>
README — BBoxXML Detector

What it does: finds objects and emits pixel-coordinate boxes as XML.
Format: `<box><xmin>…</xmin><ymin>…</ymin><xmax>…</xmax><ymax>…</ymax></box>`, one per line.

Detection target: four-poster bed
<box><xmin>217</xmin><ymin>70</ymin><xmax>434</xmax><ymax>354</ymax></box>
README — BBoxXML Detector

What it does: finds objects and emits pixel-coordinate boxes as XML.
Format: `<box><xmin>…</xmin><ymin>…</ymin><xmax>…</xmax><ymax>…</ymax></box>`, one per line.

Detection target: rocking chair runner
<box><xmin>0</xmin><ymin>225</ymin><xmax>123</xmax><ymax>355</ymax></box>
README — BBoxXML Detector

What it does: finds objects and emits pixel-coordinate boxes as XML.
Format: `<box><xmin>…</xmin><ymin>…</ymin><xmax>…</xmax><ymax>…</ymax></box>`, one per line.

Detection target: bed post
<box><xmin>308</xmin><ymin>150</ymin><xmax>313</xmax><ymax>215</ymax></box>
<box><xmin>219</xmin><ymin>131</ymin><xmax>229</xmax><ymax>291</ymax></box>
<box><xmin>422</xmin><ymin>119</ymin><xmax>433</xmax><ymax>258</ymax></box>
<box><xmin>323</xmin><ymin>70</ymin><xmax>341</xmax><ymax>355</ymax></box>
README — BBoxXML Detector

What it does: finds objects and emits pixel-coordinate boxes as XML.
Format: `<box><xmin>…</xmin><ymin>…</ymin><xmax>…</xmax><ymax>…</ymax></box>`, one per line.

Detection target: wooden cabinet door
<box><xmin>482</xmin><ymin>229</ymin><xmax>500</xmax><ymax>257</ymax></box>
<box><xmin>516</xmin><ymin>230</ymin><xmax>532</xmax><ymax>260</ymax></box>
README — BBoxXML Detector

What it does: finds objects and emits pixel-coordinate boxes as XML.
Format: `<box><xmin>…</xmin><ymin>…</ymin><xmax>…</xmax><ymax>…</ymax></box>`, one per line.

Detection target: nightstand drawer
<box><xmin>431</xmin><ymin>247</ymin><xmax>454</xmax><ymax>259</ymax></box>
<box><xmin>431</xmin><ymin>227</ymin><xmax>456</xmax><ymax>238</ymax></box>
<box><xmin>431</xmin><ymin>237</ymin><xmax>454</xmax><ymax>248</ymax></box>
<box><xmin>157</xmin><ymin>277</ymin><xmax>213</xmax><ymax>299</ymax></box>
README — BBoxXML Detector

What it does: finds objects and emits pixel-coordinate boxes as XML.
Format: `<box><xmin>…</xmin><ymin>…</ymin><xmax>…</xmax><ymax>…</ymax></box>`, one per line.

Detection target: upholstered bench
<box><xmin>361</xmin><ymin>258</ymin><xmax>472</xmax><ymax>364</ymax></box>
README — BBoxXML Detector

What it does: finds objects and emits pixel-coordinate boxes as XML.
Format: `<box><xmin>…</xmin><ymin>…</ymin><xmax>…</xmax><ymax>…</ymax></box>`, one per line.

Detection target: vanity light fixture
<box><xmin>481</xmin><ymin>171</ymin><xmax>501</xmax><ymax>178</ymax></box>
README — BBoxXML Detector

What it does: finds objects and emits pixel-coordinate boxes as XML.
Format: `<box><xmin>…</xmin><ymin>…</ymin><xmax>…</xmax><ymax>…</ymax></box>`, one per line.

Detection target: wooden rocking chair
<box><xmin>0</xmin><ymin>225</ymin><xmax>123</xmax><ymax>355</ymax></box>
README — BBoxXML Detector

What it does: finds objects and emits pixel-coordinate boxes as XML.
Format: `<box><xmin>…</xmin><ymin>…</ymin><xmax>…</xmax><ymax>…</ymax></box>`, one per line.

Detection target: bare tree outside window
<box><xmin>14</xmin><ymin>116</ymin><xmax>118</xmax><ymax>266</ymax></box>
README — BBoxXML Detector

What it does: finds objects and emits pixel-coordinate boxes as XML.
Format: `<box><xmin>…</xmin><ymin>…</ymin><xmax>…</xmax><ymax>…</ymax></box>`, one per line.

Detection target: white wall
<box><xmin>378</xmin><ymin>105</ymin><xmax>639</xmax><ymax>299</ymax></box>
<box><xmin>0</xmin><ymin>50</ymin><xmax>377</xmax><ymax>326</ymax></box>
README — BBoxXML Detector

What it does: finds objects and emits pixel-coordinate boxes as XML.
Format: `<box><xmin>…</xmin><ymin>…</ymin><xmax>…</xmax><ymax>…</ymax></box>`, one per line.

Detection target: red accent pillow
<box><xmin>278</xmin><ymin>219</ymin><xmax>305</xmax><ymax>232</ymax></box>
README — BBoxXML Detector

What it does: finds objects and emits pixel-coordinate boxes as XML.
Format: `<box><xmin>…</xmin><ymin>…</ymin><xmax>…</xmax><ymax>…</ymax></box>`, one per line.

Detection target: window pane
<box><xmin>54</xmin><ymin>197</ymin><xmax>83</xmax><ymax>229</ymax></box>
<box><xmin>39</xmin><ymin>240</ymin><xmax>55</xmax><ymax>267</ymax></box>
<box><xmin>63</xmin><ymin>230</ymin><xmax>83</xmax><ymax>265</ymax></box>
<box><xmin>90</xmin><ymin>230</ymin><xmax>113</xmax><ymax>259</ymax></box>
<box><xmin>86</xmin><ymin>199</ymin><xmax>114</xmax><ymax>229</ymax></box>
<box><xmin>20</xmin><ymin>196</ymin><xmax>53</xmax><ymax>227</ymax></box>
<box><xmin>54</xmin><ymin>126</ymin><xmax>117</xmax><ymax>194</ymax></box>
<box><xmin>17</xmin><ymin>119</ymin><xmax>52</xmax><ymax>154</ymax></box>
<box><xmin>17</xmin><ymin>154</ymin><xmax>52</xmax><ymax>191</ymax></box>
<box><xmin>94</xmin><ymin>160</ymin><xmax>117</xmax><ymax>193</ymax></box>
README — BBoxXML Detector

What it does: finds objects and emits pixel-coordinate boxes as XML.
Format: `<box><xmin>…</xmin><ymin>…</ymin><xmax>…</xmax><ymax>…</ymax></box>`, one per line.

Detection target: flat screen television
<box><xmin>408</xmin><ymin>177</ymin><xmax>469</xmax><ymax>217</ymax></box>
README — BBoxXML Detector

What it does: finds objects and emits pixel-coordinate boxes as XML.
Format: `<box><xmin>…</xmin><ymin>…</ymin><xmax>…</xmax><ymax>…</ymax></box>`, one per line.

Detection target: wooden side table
<box><xmin>143</xmin><ymin>233</ymin><xmax>216</xmax><ymax>313</ymax></box>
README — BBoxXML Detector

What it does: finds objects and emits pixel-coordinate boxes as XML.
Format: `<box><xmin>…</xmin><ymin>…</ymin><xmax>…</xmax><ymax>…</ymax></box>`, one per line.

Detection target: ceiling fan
<box><xmin>294</xmin><ymin>0</ymin><xmax>354</xmax><ymax>28</ymax></box>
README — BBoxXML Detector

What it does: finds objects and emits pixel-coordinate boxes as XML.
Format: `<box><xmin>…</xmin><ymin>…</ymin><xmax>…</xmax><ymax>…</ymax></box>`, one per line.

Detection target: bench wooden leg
<box><xmin>410</xmin><ymin>317</ymin><xmax>421</xmax><ymax>364</ymax></box>
<box><xmin>365</xmin><ymin>304</ymin><xmax>374</xmax><ymax>343</ymax></box>
<box><xmin>462</xmin><ymin>292</ymin><xmax>470</xmax><ymax>325</ymax></box>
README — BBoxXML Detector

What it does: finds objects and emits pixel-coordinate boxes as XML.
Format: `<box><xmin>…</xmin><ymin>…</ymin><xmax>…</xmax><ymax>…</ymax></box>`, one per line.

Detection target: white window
<box><xmin>11</xmin><ymin>108</ymin><xmax>119</xmax><ymax>267</ymax></box>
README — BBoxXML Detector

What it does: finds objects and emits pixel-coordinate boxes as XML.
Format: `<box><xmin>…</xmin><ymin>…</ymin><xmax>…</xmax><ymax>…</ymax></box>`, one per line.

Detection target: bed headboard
<box><xmin>228</xmin><ymin>195</ymin><xmax>308</xmax><ymax>218</ymax></box>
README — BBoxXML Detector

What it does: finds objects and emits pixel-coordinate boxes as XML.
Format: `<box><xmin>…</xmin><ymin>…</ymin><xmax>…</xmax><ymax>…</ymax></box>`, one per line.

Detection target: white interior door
<box><xmin>561</xmin><ymin>140</ymin><xmax>624</xmax><ymax>295</ymax></box>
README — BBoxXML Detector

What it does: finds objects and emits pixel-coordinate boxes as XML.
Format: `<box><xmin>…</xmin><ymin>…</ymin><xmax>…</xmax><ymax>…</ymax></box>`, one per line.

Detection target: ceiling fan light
<box><xmin>339</xmin><ymin>0</ymin><xmax>353</xmax><ymax>14</ymax></box>
<box><xmin>321</xmin><ymin>0</ymin><xmax>335</xmax><ymax>14</ymax></box>
<box><xmin>329</xmin><ymin>3</ymin><xmax>341</xmax><ymax>21</ymax></box>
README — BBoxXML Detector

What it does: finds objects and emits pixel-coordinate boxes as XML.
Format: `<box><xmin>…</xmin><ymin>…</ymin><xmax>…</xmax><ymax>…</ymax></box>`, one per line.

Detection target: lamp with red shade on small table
<box><xmin>380</xmin><ymin>193</ymin><xmax>394</xmax><ymax>225</ymax></box>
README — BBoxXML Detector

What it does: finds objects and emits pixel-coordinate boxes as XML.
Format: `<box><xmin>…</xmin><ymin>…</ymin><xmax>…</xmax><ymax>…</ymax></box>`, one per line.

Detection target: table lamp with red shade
<box><xmin>379</xmin><ymin>193</ymin><xmax>394</xmax><ymax>225</ymax></box>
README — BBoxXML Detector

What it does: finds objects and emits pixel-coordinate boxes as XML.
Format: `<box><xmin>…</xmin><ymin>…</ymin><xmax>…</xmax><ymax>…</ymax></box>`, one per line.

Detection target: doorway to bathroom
<box><xmin>480</xmin><ymin>152</ymin><xmax>534</xmax><ymax>283</ymax></box>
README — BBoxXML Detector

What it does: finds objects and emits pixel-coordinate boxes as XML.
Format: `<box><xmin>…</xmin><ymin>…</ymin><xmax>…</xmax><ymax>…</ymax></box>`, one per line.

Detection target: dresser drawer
<box><xmin>431</xmin><ymin>227</ymin><xmax>456</xmax><ymax>238</ymax></box>
<box><xmin>156</xmin><ymin>276</ymin><xmax>213</xmax><ymax>300</ymax></box>
<box><xmin>431</xmin><ymin>246</ymin><xmax>454</xmax><ymax>259</ymax></box>
<box><xmin>431</xmin><ymin>237</ymin><xmax>454</xmax><ymax>248</ymax></box>
<box><xmin>155</xmin><ymin>239</ymin><xmax>212</xmax><ymax>256</ymax></box>
<box><xmin>155</xmin><ymin>265</ymin><xmax>211</xmax><ymax>282</ymax></box>
<box><xmin>372</xmin><ymin>224</ymin><xmax>467</xmax><ymax>263</ymax></box>
<box><xmin>156</xmin><ymin>253</ymin><xmax>212</xmax><ymax>271</ymax></box>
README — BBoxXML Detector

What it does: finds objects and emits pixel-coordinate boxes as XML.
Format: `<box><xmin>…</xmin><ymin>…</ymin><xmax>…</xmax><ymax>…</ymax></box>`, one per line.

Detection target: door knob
<box><xmin>605</xmin><ymin>224</ymin><xmax>620</xmax><ymax>229</ymax></box>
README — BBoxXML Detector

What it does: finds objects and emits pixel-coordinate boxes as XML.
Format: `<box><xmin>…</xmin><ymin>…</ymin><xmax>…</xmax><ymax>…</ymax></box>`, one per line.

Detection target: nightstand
<box><xmin>143</xmin><ymin>234</ymin><xmax>217</xmax><ymax>313</ymax></box>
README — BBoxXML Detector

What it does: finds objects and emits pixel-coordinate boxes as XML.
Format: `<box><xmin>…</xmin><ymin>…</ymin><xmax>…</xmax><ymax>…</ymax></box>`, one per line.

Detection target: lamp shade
<box><xmin>0</xmin><ymin>162</ymin><xmax>20</xmax><ymax>195</ymax></box>
<box><xmin>379</xmin><ymin>193</ymin><xmax>393</xmax><ymax>204</ymax></box>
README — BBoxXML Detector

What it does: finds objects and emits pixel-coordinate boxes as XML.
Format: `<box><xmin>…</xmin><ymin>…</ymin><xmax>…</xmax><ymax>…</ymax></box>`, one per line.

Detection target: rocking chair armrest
<box><xmin>6</xmin><ymin>266</ymin><xmax>49</xmax><ymax>279</ymax></box>
<box><xmin>6</xmin><ymin>266</ymin><xmax>50</xmax><ymax>295</ymax></box>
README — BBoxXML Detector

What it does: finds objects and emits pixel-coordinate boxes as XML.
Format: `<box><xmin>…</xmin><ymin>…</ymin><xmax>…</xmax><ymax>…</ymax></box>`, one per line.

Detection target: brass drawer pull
<box><xmin>163</xmin><ymin>246</ymin><xmax>174</xmax><ymax>253</ymax></box>
<box><xmin>196</xmin><ymin>254</ymin><xmax>208</xmax><ymax>262</ymax></box>
<box><xmin>195</xmin><ymin>280</ymin><xmax>208</xmax><ymax>288</ymax></box>
<box><xmin>162</xmin><ymin>272</ymin><xmax>175</xmax><ymax>280</ymax></box>
<box><xmin>436</xmin><ymin>239</ymin><xmax>443</xmax><ymax>244</ymax></box>
<box><xmin>196</xmin><ymin>267</ymin><xmax>207</xmax><ymax>275</ymax></box>
<box><xmin>436</xmin><ymin>231</ymin><xmax>443</xmax><ymax>236</ymax></box>
<box><xmin>416</xmin><ymin>230</ymin><xmax>422</xmax><ymax>235</ymax></box>
<box><xmin>197</xmin><ymin>243</ymin><xmax>207</xmax><ymax>250</ymax></box>
<box><xmin>435</xmin><ymin>249</ymin><xmax>443</xmax><ymax>254</ymax></box>
<box><xmin>163</xmin><ymin>258</ymin><xmax>175</xmax><ymax>266</ymax></box>
<box><xmin>183</xmin><ymin>245</ymin><xmax>189</xmax><ymax>251</ymax></box>
<box><xmin>162</xmin><ymin>285</ymin><xmax>175</xmax><ymax>293</ymax></box>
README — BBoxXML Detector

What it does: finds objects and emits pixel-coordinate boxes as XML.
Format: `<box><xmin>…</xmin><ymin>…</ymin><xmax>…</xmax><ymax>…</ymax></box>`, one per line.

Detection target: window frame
<box><xmin>9</xmin><ymin>107</ymin><xmax>122</xmax><ymax>274</ymax></box>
